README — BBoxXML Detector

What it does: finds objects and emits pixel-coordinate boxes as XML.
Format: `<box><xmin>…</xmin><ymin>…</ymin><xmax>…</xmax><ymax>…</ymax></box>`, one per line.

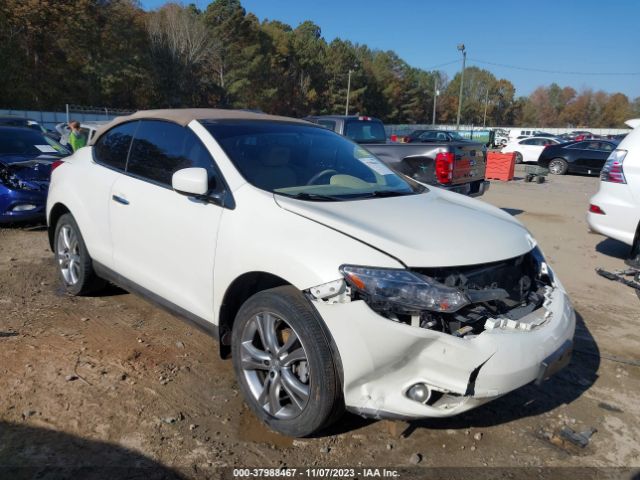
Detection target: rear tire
<box><xmin>231</xmin><ymin>286</ymin><xmax>343</xmax><ymax>437</ymax></box>
<box><xmin>548</xmin><ymin>158</ymin><xmax>568</xmax><ymax>175</ymax></box>
<box><xmin>54</xmin><ymin>213</ymin><xmax>105</xmax><ymax>295</ymax></box>
<box><xmin>536</xmin><ymin>176</ymin><xmax>545</xmax><ymax>184</ymax></box>
<box><xmin>514</xmin><ymin>152</ymin><xmax>523</xmax><ymax>164</ymax></box>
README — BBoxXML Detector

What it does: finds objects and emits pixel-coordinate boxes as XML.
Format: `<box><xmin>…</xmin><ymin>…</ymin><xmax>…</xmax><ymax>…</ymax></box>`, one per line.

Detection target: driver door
<box><xmin>109</xmin><ymin>120</ymin><xmax>224</xmax><ymax>322</ymax></box>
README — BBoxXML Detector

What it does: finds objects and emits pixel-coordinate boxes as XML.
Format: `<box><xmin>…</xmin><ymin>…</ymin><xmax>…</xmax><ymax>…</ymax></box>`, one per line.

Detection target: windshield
<box><xmin>204</xmin><ymin>121</ymin><xmax>424</xmax><ymax>200</ymax></box>
<box><xmin>0</xmin><ymin>128</ymin><xmax>70</xmax><ymax>157</ymax></box>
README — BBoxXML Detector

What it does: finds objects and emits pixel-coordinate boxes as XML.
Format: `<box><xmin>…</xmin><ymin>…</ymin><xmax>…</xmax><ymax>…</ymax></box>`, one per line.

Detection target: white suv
<box><xmin>46</xmin><ymin>109</ymin><xmax>575</xmax><ymax>437</ymax></box>
<box><xmin>588</xmin><ymin>119</ymin><xmax>640</xmax><ymax>262</ymax></box>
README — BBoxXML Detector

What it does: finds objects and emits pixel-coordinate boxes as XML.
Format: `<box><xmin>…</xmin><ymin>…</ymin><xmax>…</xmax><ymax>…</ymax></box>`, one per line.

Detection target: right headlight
<box><xmin>340</xmin><ymin>265</ymin><xmax>470</xmax><ymax>314</ymax></box>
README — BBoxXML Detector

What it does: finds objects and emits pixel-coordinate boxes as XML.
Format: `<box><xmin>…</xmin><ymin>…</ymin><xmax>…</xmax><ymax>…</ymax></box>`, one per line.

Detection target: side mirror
<box><xmin>172</xmin><ymin>167</ymin><xmax>209</xmax><ymax>196</ymax></box>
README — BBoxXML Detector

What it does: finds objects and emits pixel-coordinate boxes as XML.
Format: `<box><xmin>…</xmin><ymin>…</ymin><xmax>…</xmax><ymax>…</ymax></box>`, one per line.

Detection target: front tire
<box><xmin>54</xmin><ymin>213</ymin><xmax>105</xmax><ymax>295</ymax></box>
<box><xmin>231</xmin><ymin>286</ymin><xmax>343</xmax><ymax>437</ymax></box>
<box><xmin>548</xmin><ymin>158</ymin><xmax>568</xmax><ymax>175</ymax></box>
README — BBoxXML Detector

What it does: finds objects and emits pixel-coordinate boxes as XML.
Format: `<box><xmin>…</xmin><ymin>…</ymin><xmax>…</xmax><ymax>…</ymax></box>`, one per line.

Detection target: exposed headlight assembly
<box><xmin>340</xmin><ymin>265</ymin><xmax>470</xmax><ymax>314</ymax></box>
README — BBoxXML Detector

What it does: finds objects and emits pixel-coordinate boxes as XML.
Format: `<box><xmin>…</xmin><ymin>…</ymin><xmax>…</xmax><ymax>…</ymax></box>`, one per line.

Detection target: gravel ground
<box><xmin>0</xmin><ymin>166</ymin><xmax>639</xmax><ymax>479</ymax></box>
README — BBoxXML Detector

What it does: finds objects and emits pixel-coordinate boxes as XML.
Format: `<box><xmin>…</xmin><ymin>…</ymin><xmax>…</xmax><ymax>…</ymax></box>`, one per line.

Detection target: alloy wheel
<box><xmin>56</xmin><ymin>225</ymin><xmax>81</xmax><ymax>285</ymax></box>
<box><xmin>240</xmin><ymin>311</ymin><xmax>310</xmax><ymax>419</ymax></box>
<box><xmin>549</xmin><ymin>159</ymin><xmax>566</xmax><ymax>175</ymax></box>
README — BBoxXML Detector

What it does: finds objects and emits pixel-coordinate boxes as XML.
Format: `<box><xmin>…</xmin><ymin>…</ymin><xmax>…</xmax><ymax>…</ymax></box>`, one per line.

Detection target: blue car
<box><xmin>0</xmin><ymin>126</ymin><xmax>70</xmax><ymax>224</ymax></box>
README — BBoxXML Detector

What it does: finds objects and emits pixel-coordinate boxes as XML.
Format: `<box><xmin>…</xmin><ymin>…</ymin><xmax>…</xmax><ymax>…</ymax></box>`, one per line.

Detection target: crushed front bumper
<box><xmin>313</xmin><ymin>284</ymin><xmax>575</xmax><ymax>420</ymax></box>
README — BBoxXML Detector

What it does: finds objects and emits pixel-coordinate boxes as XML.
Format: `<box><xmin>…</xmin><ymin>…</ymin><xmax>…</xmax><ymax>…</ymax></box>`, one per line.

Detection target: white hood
<box><xmin>275</xmin><ymin>188</ymin><xmax>535</xmax><ymax>267</ymax></box>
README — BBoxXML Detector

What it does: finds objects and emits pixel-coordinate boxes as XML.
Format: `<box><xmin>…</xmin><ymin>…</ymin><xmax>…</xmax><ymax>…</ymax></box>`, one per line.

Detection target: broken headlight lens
<box><xmin>340</xmin><ymin>265</ymin><xmax>470</xmax><ymax>313</ymax></box>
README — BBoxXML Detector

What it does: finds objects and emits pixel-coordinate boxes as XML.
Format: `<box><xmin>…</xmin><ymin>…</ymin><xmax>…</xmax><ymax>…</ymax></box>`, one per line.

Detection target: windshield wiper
<box><xmin>366</xmin><ymin>190</ymin><xmax>415</xmax><ymax>198</ymax></box>
<box><xmin>283</xmin><ymin>192</ymin><xmax>345</xmax><ymax>201</ymax></box>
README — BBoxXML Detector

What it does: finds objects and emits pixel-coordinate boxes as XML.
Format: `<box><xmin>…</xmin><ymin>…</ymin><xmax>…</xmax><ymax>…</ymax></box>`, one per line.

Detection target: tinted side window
<box><xmin>520</xmin><ymin>139</ymin><xmax>535</xmax><ymax>145</ymax></box>
<box><xmin>317</xmin><ymin>120</ymin><xmax>336</xmax><ymax>131</ymax></box>
<box><xmin>569</xmin><ymin>141</ymin><xmax>589</xmax><ymax>149</ymax></box>
<box><xmin>599</xmin><ymin>142</ymin><xmax>614</xmax><ymax>152</ymax></box>
<box><xmin>127</xmin><ymin>120</ymin><xmax>215</xmax><ymax>187</ymax></box>
<box><xmin>344</xmin><ymin>121</ymin><xmax>386</xmax><ymax>143</ymax></box>
<box><xmin>419</xmin><ymin>131</ymin><xmax>438</xmax><ymax>140</ymax></box>
<box><xmin>94</xmin><ymin>121</ymin><xmax>138</xmax><ymax>170</ymax></box>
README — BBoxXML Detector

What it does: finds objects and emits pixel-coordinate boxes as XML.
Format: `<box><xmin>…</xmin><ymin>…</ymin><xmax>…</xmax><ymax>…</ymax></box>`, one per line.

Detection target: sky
<box><xmin>140</xmin><ymin>0</ymin><xmax>640</xmax><ymax>99</ymax></box>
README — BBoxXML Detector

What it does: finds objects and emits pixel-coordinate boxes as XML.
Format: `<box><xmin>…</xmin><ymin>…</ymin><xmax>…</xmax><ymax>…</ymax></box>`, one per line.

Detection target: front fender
<box><xmin>212</xmin><ymin>185</ymin><xmax>403</xmax><ymax>326</ymax></box>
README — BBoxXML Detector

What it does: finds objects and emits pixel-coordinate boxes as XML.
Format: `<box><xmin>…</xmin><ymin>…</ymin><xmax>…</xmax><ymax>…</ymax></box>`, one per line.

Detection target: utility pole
<box><xmin>432</xmin><ymin>78</ymin><xmax>439</xmax><ymax>125</ymax></box>
<box><xmin>483</xmin><ymin>88</ymin><xmax>489</xmax><ymax>128</ymax></box>
<box><xmin>345</xmin><ymin>69</ymin><xmax>352</xmax><ymax>116</ymax></box>
<box><xmin>455</xmin><ymin>43</ymin><xmax>466</xmax><ymax>130</ymax></box>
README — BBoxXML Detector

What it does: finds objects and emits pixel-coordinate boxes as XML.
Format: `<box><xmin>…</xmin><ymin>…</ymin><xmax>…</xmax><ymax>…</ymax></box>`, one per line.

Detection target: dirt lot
<box><xmin>1</xmin><ymin>166</ymin><xmax>639</xmax><ymax>479</ymax></box>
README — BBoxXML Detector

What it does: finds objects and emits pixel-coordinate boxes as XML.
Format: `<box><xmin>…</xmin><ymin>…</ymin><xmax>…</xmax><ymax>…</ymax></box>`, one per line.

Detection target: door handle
<box><xmin>112</xmin><ymin>195</ymin><xmax>129</xmax><ymax>205</ymax></box>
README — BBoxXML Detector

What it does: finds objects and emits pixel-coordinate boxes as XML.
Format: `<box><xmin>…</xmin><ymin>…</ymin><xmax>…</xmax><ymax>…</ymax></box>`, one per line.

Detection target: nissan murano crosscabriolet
<box><xmin>46</xmin><ymin>109</ymin><xmax>575</xmax><ymax>436</ymax></box>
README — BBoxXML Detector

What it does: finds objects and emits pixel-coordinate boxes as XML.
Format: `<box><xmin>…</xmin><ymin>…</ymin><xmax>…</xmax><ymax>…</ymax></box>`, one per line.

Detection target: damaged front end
<box><xmin>338</xmin><ymin>247</ymin><xmax>555</xmax><ymax>338</ymax></box>
<box><xmin>0</xmin><ymin>160</ymin><xmax>51</xmax><ymax>192</ymax></box>
<box><xmin>0</xmin><ymin>160</ymin><xmax>51</xmax><ymax>221</ymax></box>
<box><xmin>307</xmin><ymin>247</ymin><xmax>575</xmax><ymax>420</ymax></box>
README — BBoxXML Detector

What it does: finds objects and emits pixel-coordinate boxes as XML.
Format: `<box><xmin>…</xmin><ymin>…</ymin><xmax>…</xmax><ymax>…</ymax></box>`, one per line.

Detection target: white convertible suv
<box><xmin>46</xmin><ymin>109</ymin><xmax>575</xmax><ymax>437</ymax></box>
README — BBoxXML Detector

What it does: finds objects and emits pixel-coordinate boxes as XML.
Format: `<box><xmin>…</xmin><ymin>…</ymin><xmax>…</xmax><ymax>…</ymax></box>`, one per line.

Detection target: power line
<box><xmin>469</xmin><ymin>58</ymin><xmax>640</xmax><ymax>76</ymax></box>
<box><xmin>424</xmin><ymin>59</ymin><xmax>459</xmax><ymax>70</ymax></box>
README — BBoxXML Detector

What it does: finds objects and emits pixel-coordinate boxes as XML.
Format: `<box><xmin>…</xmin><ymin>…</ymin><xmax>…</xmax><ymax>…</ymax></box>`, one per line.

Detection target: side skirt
<box><xmin>93</xmin><ymin>261</ymin><xmax>219</xmax><ymax>341</ymax></box>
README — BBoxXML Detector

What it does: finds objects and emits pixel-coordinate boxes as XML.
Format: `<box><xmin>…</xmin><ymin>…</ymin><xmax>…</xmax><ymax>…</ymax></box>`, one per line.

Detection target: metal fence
<box><xmin>0</xmin><ymin>105</ymin><xmax>134</xmax><ymax>130</ymax></box>
<box><xmin>385</xmin><ymin>124</ymin><xmax>631</xmax><ymax>137</ymax></box>
<box><xmin>2</xmin><ymin>107</ymin><xmax>633</xmax><ymax>137</ymax></box>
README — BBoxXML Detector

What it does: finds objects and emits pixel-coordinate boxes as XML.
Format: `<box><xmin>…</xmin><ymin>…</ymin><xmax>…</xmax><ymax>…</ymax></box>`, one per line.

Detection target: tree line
<box><xmin>1</xmin><ymin>0</ymin><xmax>638</xmax><ymax>127</ymax></box>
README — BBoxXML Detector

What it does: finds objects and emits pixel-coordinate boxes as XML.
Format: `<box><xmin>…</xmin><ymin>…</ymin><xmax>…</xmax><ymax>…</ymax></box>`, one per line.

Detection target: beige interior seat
<box><xmin>247</xmin><ymin>146</ymin><xmax>297</xmax><ymax>190</ymax></box>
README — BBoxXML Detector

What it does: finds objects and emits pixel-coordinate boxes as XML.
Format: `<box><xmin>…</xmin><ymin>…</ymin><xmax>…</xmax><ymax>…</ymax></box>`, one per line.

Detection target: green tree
<box><xmin>440</xmin><ymin>67</ymin><xmax>516</xmax><ymax>126</ymax></box>
<box><xmin>600</xmin><ymin>93</ymin><xmax>632</xmax><ymax>127</ymax></box>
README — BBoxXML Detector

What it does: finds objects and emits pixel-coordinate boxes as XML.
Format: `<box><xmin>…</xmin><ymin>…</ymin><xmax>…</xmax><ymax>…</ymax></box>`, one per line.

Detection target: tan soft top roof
<box><xmin>90</xmin><ymin>108</ymin><xmax>313</xmax><ymax>145</ymax></box>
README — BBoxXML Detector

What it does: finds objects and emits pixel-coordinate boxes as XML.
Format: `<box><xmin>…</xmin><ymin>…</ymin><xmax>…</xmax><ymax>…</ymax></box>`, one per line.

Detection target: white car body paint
<box><xmin>275</xmin><ymin>189</ymin><xmax>533</xmax><ymax>267</ymax></box>
<box><xmin>588</xmin><ymin>120</ymin><xmax>640</xmax><ymax>246</ymax></box>
<box><xmin>47</xmin><ymin>117</ymin><xmax>575</xmax><ymax>421</ymax></box>
<box><xmin>109</xmin><ymin>172</ymin><xmax>223</xmax><ymax>322</ymax></box>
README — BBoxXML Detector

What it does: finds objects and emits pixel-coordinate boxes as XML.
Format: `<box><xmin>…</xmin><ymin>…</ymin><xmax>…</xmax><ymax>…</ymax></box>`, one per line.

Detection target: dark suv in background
<box><xmin>303</xmin><ymin>115</ymin><xmax>387</xmax><ymax>144</ymax></box>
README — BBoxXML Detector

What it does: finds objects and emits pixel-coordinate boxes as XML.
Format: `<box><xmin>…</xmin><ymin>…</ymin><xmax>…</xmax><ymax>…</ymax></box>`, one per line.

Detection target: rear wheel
<box><xmin>514</xmin><ymin>152</ymin><xmax>524</xmax><ymax>164</ymax></box>
<box><xmin>231</xmin><ymin>286</ymin><xmax>343</xmax><ymax>437</ymax></box>
<box><xmin>548</xmin><ymin>158</ymin><xmax>568</xmax><ymax>175</ymax></box>
<box><xmin>54</xmin><ymin>213</ymin><xmax>105</xmax><ymax>295</ymax></box>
